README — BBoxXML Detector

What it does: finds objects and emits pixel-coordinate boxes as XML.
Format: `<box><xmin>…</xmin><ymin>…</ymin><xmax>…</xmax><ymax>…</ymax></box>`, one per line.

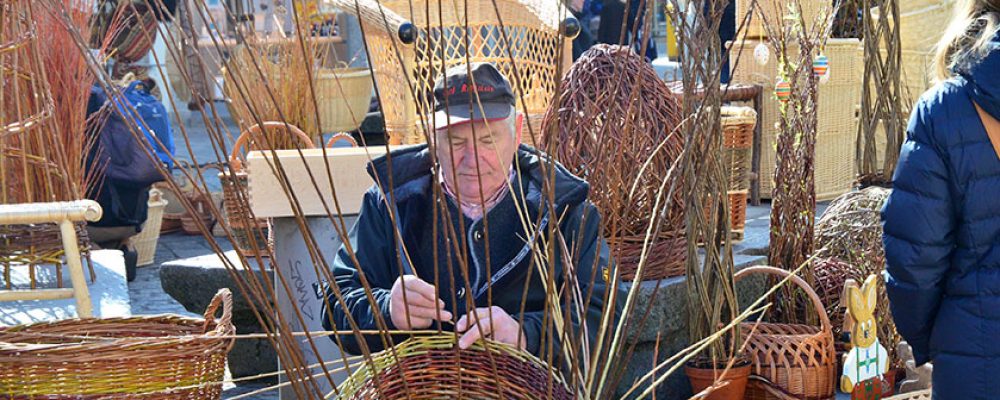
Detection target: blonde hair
<box><xmin>933</xmin><ymin>0</ymin><xmax>1000</xmax><ymax>82</ymax></box>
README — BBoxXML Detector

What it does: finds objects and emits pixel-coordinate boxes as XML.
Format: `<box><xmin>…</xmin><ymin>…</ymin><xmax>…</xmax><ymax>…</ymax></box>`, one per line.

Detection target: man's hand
<box><xmin>456</xmin><ymin>306</ymin><xmax>526</xmax><ymax>350</ymax></box>
<box><xmin>390</xmin><ymin>275</ymin><xmax>452</xmax><ymax>330</ymax></box>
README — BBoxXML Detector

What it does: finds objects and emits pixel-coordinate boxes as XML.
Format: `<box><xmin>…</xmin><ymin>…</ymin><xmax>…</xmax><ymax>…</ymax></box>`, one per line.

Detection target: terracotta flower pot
<box><xmin>684</xmin><ymin>361</ymin><xmax>752</xmax><ymax>400</ymax></box>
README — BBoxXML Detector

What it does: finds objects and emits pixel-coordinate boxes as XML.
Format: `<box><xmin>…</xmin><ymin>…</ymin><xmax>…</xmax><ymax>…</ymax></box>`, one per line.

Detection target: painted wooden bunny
<box><xmin>841</xmin><ymin>275</ymin><xmax>889</xmax><ymax>399</ymax></box>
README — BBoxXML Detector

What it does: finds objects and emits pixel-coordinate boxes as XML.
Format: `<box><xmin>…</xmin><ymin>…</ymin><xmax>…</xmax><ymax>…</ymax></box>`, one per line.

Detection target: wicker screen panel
<box><xmin>347</xmin><ymin>0</ymin><xmax>572</xmax><ymax>144</ymax></box>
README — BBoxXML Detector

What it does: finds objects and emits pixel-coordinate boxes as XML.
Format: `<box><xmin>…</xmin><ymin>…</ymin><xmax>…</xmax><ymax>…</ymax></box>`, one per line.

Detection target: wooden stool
<box><xmin>0</xmin><ymin>200</ymin><xmax>103</xmax><ymax>317</ymax></box>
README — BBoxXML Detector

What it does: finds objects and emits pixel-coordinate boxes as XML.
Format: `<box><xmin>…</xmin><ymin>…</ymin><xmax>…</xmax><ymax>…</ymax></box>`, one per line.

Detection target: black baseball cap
<box><xmin>431</xmin><ymin>62</ymin><xmax>516</xmax><ymax>130</ymax></box>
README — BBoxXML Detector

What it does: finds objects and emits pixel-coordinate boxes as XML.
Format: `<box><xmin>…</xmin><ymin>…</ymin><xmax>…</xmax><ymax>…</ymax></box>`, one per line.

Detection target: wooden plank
<box><xmin>247</xmin><ymin>146</ymin><xmax>400</xmax><ymax>218</ymax></box>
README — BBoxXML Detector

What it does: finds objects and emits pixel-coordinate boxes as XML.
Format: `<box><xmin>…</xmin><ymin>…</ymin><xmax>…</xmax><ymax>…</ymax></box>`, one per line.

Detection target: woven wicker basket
<box><xmin>0</xmin><ymin>289</ymin><xmax>235</xmax><ymax>398</ymax></box>
<box><xmin>220</xmin><ymin>122</ymin><xmax>316</xmax><ymax>257</ymax></box>
<box><xmin>338</xmin><ymin>335</ymin><xmax>574</xmax><ymax>399</ymax></box>
<box><xmin>730</xmin><ymin>38</ymin><xmax>862</xmax><ymax>201</ymax></box>
<box><xmin>330</xmin><ymin>0</ymin><xmax>573</xmax><ymax>144</ymax></box>
<box><xmin>0</xmin><ymin>223</ymin><xmax>95</xmax><ymax>289</ymax></box>
<box><xmin>721</xmin><ymin>106</ymin><xmax>755</xmax><ymax>241</ymax></box>
<box><xmin>900</xmin><ymin>2</ymin><xmax>955</xmax><ymax>52</ymax></box>
<box><xmin>736</xmin><ymin>266</ymin><xmax>837</xmax><ymax>400</ymax></box>
<box><xmin>131</xmin><ymin>188</ymin><xmax>168</xmax><ymax>267</ymax></box>
<box><xmin>315</xmin><ymin>66</ymin><xmax>373</xmax><ymax>133</ymax></box>
<box><xmin>736</xmin><ymin>0</ymin><xmax>830</xmax><ymax>39</ymax></box>
<box><xmin>613</xmin><ymin>231</ymin><xmax>687</xmax><ymax>281</ymax></box>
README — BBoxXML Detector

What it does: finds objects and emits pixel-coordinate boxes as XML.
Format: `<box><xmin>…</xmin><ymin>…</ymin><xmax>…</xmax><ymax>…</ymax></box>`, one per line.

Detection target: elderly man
<box><xmin>323</xmin><ymin>63</ymin><xmax>612</xmax><ymax>358</ymax></box>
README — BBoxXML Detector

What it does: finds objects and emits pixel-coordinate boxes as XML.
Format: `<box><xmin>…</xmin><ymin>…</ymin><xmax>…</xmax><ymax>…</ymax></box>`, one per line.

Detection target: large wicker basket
<box><xmin>736</xmin><ymin>0</ymin><xmax>830</xmax><ymax>39</ymax></box>
<box><xmin>338</xmin><ymin>335</ymin><xmax>574</xmax><ymax>399</ymax></box>
<box><xmin>730</xmin><ymin>38</ymin><xmax>862</xmax><ymax>201</ymax></box>
<box><xmin>329</xmin><ymin>0</ymin><xmax>574</xmax><ymax>145</ymax></box>
<box><xmin>900</xmin><ymin>2</ymin><xmax>955</xmax><ymax>52</ymax></box>
<box><xmin>736</xmin><ymin>266</ymin><xmax>837</xmax><ymax>400</ymax></box>
<box><xmin>220</xmin><ymin>122</ymin><xmax>316</xmax><ymax>257</ymax></box>
<box><xmin>131</xmin><ymin>188</ymin><xmax>168</xmax><ymax>267</ymax></box>
<box><xmin>0</xmin><ymin>289</ymin><xmax>235</xmax><ymax>398</ymax></box>
<box><xmin>315</xmin><ymin>66</ymin><xmax>374</xmax><ymax>133</ymax></box>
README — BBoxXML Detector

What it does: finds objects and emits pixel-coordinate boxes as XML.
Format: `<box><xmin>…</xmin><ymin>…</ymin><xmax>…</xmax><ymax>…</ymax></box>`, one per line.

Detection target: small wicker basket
<box><xmin>0</xmin><ymin>289</ymin><xmax>236</xmax><ymax>398</ymax></box>
<box><xmin>220</xmin><ymin>122</ymin><xmax>315</xmax><ymax>257</ymax></box>
<box><xmin>131</xmin><ymin>188</ymin><xmax>168</xmax><ymax>267</ymax></box>
<box><xmin>612</xmin><ymin>231</ymin><xmax>687</xmax><ymax>281</ymax></box>
<box><xmin>338</xmin><ymin>335</ymin><xmax>574</xmax><ymax>399</ymax></box>
<box><xmin>736</xmin><ymin>266</ymin><xmax>837</xmax><ymax>400</ymax></box>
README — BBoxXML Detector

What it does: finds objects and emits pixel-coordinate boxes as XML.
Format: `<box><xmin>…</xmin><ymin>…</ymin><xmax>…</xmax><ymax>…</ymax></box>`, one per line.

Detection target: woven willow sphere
<box><xmin>539</xmin><ymin>44</ymin><xmax>685</xmax><ymax>280</ymax></box>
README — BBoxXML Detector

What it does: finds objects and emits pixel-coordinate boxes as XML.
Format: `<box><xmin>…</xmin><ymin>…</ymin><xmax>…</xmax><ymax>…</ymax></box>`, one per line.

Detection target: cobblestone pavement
<box><xmin>130</xmin><ymin>233</ymin><xmax>278</xmax><ymax>399</ymax></box>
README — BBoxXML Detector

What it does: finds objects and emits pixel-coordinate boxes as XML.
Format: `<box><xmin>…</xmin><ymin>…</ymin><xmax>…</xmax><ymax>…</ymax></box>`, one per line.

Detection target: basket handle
<box><xmin>230</xmin><ymin>121</ymin><xmax>316</xmax><ymax>172</ymax></box>
<box><xmin>733</xmin><ymin>265</ymin><xmax>832</xmax><ymax>332</ymax></box>
<box><xmin>203</xmin><ymin>288</ymin><xmax>234</xmax><ymax>334</ymax></box>
<box><xmin>326</xmin><ymin>132</ymin><xmax>358</xmax><ymax>148</ymax></box>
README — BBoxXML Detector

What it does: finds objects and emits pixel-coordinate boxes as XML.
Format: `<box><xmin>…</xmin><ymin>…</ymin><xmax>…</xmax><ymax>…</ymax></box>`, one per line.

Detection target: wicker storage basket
<box><xmin>315</xmin><ymin>66</ymin><xmax>374</xmax><ymax>133</ymax></box>
<box><xmin>721</xmin><ymin>106</ymin><xmax>755</xmax><ymax>240</ymax></box>
<box><xmin>220</xmin><ymin>122</ymin><xmax>316</xmax><ymax>257</ymax></box>
<box><xmin>612</xmin><ymin>232</ymin><xmax>687</xmax><ymax>281</ymax></box>
<box><xmin>900</xmin><ymin>2</ymin><xmax>955</xmax><ymax>52</ymax></box>
<box><xmin>0</xmin><ymin>289</ymin><xmax>235</xmax><ymax>398</ymax></box>
<box><xmin>0</xmin><ymin>223</ymin><xmax>95</xmax><ymax>289</ymax></box>
<box><xmin>730</xmin><ymin>38</ymin><xmax>862</xmax><ymax>201</ymax></box>
<box><xmin>131</xmin><ymin>188</ymin><xmax>168</xmax><ymax>267</ymax></box>
<box><xmin>736</xmin><ymin>0</ymin><xmax>830</xmax><ymax>39</ymax></box>
<box><xmin>330</xmin><ymin>0</ymin><xmax>573</xmax><ymax>144</ymax></box>
<box><xmin>736</xmin><ymin>266</ymin><xmax>837</xmax><ymax>400</ymax></box>
<box><xmin>338</xmin><ymin>335</ymin><xmax>573</xmax><ymax>399</ymax></box>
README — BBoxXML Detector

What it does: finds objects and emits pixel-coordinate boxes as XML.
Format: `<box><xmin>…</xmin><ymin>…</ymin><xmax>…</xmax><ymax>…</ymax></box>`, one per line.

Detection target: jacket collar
<box><xmin>959</xmin><ymin>33</ymin><xmax>1000</xmax><ymax>120</ymax></box>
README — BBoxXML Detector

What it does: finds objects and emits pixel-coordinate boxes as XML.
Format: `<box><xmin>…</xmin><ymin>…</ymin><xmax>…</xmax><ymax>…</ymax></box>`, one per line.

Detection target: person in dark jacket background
<box><xmin>322</xmin><ymin>63</ymin><xmax>614</xmax><ymax>360</ymax></box>
<box><xmin>882</xmin><ymin>1</ymin><xmax>1000</xmax><ymax>398</ymax></box>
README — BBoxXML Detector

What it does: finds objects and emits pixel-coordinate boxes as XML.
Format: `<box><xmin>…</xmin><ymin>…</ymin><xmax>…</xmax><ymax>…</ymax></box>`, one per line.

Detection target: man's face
<box><xmin>435</xmin><ymin>117</ymin><xmax>517</xmax><ymax>204</ymax></box>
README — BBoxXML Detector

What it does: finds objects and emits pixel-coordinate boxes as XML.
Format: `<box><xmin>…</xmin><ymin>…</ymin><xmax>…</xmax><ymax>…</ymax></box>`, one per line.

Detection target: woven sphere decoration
<box><xmin>813</xmin><ymin>54</ymin><xmax>829</xmax><ymax>78</ymax></box>
<box><xmin>775</xmin><ymin>79</ymin><xmax>792</xmax><ymax>102</ymax></box>
<box><xmin>539</xmin><ymin>44</ymin><xmax>686</xmax><ymax>280</ymax></box>
<box><xmin>754</xmin><ymin>43</ymin><xmax>770</xmax><ymax>66</ymax></box>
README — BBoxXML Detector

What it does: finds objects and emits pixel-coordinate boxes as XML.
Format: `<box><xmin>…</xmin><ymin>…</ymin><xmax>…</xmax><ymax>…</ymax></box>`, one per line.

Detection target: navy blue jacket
<box><xmin>882</xmin><ymin>39</ymin><xmax>1000</xmax><ymax>399</ymax></box>
<box><xmin>323</xmin><ymin>144</ymin><xmax>613</xmax><ymax>359</ymax></box>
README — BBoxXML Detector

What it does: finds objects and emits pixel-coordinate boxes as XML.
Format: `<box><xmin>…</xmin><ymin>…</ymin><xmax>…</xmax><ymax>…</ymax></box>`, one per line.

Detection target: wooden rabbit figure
<box><xmin>841</xmin><ymin>275</ymin><xmax>889</xmax><ymax>399</ymax></box>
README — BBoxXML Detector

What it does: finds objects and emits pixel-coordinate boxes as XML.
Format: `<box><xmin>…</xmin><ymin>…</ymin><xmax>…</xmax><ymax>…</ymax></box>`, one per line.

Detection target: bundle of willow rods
<box><xmin>814</xmin><ymin>186</ymin><xmax>900</xmax><ymax>365</ymax></box>
<box><xmin>539</xmin><ymin>44</ymin><xmax>686</xmax><ymax>280</ymax></box>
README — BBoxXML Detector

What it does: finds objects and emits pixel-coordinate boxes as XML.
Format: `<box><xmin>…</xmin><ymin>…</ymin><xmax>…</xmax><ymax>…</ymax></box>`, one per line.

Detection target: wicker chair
<box><xmin>328</xmin><ymin>0</ymin><xmax>578</xmax><ymax>144</ymax></box>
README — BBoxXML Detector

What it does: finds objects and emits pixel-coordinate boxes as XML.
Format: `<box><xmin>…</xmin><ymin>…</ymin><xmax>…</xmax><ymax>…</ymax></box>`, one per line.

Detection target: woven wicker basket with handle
<box><xmin>220</xmin><ymin>122</ymin><xmax>316</xmax><ymax>257</ymax></box>
<box><xmin>0</xmin><ymin>289</ymin><xmax>236</xmax><ymax>398</ymax></box>
<box><xmin>338</xmin><ymin>335</ymin><xmax>574</xmax><ymax>399</ymax></box>
<box><xmin>736</xmin><ymin>266</ymin><xmax>837</xmax><ymax>400</ymax></box>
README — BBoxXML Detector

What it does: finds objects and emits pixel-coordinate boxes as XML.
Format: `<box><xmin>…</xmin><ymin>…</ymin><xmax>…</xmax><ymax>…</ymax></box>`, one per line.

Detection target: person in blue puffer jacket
<box><xmin>881</xmin><ymin>1</ymin><xmax>1000</xmax><ymax>398</ymax></box>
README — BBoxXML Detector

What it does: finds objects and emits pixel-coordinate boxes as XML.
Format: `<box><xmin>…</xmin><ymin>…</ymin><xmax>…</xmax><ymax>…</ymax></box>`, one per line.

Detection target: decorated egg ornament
<box><xmin>775</xmin><ymin>79</ymin><xmax>792</xmax><ymax>102</ymax></box>
<box><xmin>813</xmin><ymin>54</ymin><xmax>829</xmax><ymax>78</ymax></box>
